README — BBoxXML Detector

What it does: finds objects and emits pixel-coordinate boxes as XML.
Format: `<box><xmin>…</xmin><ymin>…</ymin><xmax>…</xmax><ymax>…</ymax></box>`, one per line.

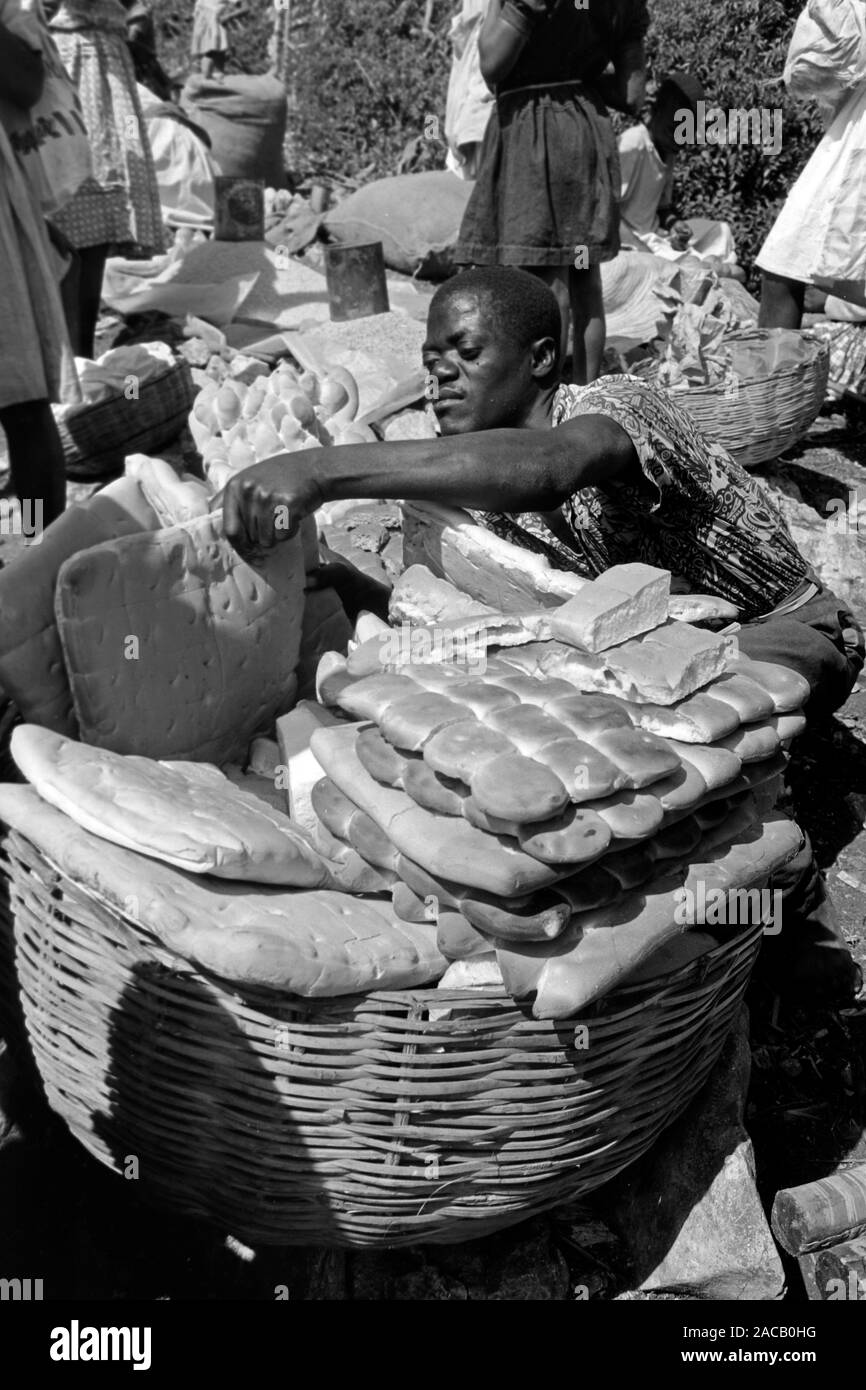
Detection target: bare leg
<box><xmin>758</xmin><ymin>271</ymin><xmax>805</xmax><ymax>329</ymax></box>
<box><xmin>569</xmin><ymin>264</ymin><xmax>605</xmax><ymax>384</ymax></box>
<box><xmin>200</xmin><ymin>55</ymin><xmax>215</xmax><ymax>78</ymax></box>
<box><xmin>0</xmin><ymin>400</ymin><xmax>66</xmax><ymax>529</ymax></box>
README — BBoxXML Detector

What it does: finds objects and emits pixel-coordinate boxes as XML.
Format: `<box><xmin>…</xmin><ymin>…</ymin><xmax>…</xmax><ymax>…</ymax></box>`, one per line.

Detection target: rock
<box><xmin>756</xmin><ymin>471</ymin><xmax>866</xmax><ymax>614</ymax></box>
<box><xmin>347</xmin><ymin>1217</ymin><xmax>570</xmax><ymax>1300</ymax></box>
<box><xmin>603</xmin><ymin>1007</ymin><xmax>786</xmax><ymax>1300</ymax></box>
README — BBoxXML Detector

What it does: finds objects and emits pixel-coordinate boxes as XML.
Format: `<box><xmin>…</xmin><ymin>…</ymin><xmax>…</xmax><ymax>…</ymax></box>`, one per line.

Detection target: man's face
<box><xmin>422</xmin><ymin>291</ymin><xmax>540</xmax><ymax>435</ymax></box>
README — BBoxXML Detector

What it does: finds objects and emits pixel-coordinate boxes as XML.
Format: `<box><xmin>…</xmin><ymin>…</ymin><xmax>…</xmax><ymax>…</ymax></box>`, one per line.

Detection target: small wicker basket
<box><xmin>0</xmin><ymin>826</ymin><xmax>762</xmax><ymax>1249</ymax></box>
<box><xmin>55</xmin><ymin>360</ymin><xmax>196</xmax><ymax>481</ymax></box>
<box><xmin>660</xmin><ymin>329</ymin><xmax>830</xmax><ymax>470</ymax></box>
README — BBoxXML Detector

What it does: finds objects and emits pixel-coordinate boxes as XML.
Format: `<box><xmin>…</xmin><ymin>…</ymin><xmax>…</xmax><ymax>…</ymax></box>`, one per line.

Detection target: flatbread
<box><xmin>54</xmin><ymin>511</ymin><xmax>305</xmax><ymax>764</ymax></box>
<box><xmin>11</xmin><ymin>725</ymin><xmax>334</xmax><ymax>887</ymax></box>
<box><xmin>0</xmin><ymin>784</ymin><xmax>444</xmax><ymax>994</ymax></box>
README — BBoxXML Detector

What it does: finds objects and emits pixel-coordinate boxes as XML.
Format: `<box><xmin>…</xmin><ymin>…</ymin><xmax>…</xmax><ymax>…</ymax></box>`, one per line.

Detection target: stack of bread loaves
<box><xmin>308</xmin><ymin>562</ymin><xmax>807</xmax><ymax>1016</ymax></box>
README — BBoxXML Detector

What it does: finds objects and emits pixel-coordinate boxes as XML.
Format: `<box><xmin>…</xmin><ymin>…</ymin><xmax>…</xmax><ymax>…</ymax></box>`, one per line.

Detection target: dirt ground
<box><xmin>1</xmin><ymin>398</ymin><xmax>865</xmax><ymax>1301</ymax></box>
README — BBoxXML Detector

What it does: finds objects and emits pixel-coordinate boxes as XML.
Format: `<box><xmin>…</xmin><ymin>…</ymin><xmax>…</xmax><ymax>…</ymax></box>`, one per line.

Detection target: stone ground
<box><xmin>1</xmin><ymin>396</ymin><xmax>865</xmax><ymax>1300</ymax></box>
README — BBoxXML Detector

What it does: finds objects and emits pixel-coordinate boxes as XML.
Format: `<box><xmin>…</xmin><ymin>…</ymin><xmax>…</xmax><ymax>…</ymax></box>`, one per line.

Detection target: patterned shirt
<box><xmin>469</xmin><ymin>377</ymin><xmax>809</xmax><ymax>622</ymax></box>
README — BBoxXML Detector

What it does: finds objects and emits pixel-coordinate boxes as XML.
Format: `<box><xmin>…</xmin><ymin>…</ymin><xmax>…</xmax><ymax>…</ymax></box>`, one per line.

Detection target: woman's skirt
<box><xmin>454</xmin><ymin>81</ymin><xmax>621</xmax><ymax>269</ymax></box>
<box><xmin>51</xmin><ymin>26</ymin><xmax>164</xmax><ymax>253</ymax></box>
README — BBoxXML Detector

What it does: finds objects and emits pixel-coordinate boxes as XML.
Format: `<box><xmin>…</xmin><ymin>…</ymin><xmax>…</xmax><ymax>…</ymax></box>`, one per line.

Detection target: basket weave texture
<box><xmin>667</xmin><ymin>330</ymin><xmax>830</xmax><ymax>470</ymax></box>
<box><xmin>56</xmin><ymin>361</ymin><xmax>196</xmax><ymax>481</ymax></box>
<box><xmin>0</xmin><ymin>828</ymin><xmax>762</xmax><ymax>1249</ymax></box>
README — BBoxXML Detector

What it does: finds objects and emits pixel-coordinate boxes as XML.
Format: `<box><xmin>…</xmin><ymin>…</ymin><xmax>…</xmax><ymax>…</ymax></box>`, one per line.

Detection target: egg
<box><xmin>222</xmin><ymin>419</ymin><xmax>248</xmax><ymax>447</ymax></box>
<box><xmin>286</xmin><ymin>392</ymin><xmax>317</xmax><ymax>430</ymax></box>
<box><xmin>297</xmin><ymin>370</ymin><xmax>318</xmax><ymax>400</ymax></box>
<box><xmin>188</xmin><ymin>412</ymin><xmax>213</xmax><ymax>451</ymax></box>
<box><xmin>251</xmin><ymin>420</ymin><xmax>283</xmax><ymax>459</ymax></box>
<box><xmin>215</xmin><ymin>386</ymin><xmax>242</xmax><ymax>431</ymax></box>
<box><xmin>278</xmin><ymin>415</ymin><xmax>303</xmax><ymax>450</ymax></box>
<box><xmin>241</xmin><ymin>379</ymin><xmax>268</xmax><ymax>420</ymax></box>
<box><xmin>228</xmin><ymin>436</ymin><xmax>257</xmax><ymax>470</ymax></box>
<box><xmin>317</xmin><ymin>377</ymin><xmax>350</xmax><ymax>418</ymax></box>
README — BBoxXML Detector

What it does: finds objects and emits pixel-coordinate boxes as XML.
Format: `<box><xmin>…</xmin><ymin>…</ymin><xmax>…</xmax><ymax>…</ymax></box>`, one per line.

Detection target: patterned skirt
<box><xmin>51</xmin><ymin>27</ymin><xmax>164</xmax><ymax>253</ymax></box>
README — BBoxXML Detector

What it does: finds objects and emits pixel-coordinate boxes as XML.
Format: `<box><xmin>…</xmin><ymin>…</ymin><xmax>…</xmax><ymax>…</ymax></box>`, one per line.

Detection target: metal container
<box><xmin>324</xmin><ymin>241</ymin><xmax>390</xmax><ymax>321</ymax></box>
<box><xmin>214</xmin><ymin>177</ymin><xmax>265</xmax><ymax>242</ymax></box>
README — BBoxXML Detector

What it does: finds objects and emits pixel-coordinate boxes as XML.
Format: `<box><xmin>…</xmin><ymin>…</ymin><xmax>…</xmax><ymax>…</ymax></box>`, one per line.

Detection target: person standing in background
<box><xmin>454</xmin><ymin>0</ymin><xmax>648</xmax><ymax>384</ymax></box>
<box><xmin>445</xmin><ymin>0</ymin><xmax>494</xmax><ymax>181</ymax></box>
<box><xmin>0</xmin><ymin>0</ymin><xmax>80</xmax><ymax>528</ymax></box>
<box><xmin>191</xmin><ymin>0</ymin><xmax>233</xmax><ymax>80</ymax></box>
<box><xmin>47</xmin><ymin>0</ymin><xmax>165</xmax><ymax>359</ymax></box>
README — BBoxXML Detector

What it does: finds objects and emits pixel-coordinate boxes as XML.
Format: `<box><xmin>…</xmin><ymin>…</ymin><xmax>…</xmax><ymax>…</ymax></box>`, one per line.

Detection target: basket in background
<box><xmin>55</xmin><ymin>360</ymin><xmax>196</xmax><ymax>481</ymax></box>
<box><xmin>665</xmin><ymin>329</ymin><xmax>830</xmax><ymax>470</ymax></box>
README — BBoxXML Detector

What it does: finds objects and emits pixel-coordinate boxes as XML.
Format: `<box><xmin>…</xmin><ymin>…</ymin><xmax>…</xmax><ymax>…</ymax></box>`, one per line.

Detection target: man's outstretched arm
<box><xmin>222</xmin><ymin>415</ymin><xmax>638</xmax><ymax>560</ymax></box>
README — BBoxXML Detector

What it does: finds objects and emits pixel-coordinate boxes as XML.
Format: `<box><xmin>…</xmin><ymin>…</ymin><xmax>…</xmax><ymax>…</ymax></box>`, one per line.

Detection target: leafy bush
<box><xmin>646</xmin><ymin>0</ymin><xmax>824</xmax><ymax>280</ymax></box>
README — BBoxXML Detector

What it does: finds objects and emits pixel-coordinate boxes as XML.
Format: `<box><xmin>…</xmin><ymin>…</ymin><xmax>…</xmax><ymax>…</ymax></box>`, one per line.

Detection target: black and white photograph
<box><xmin>0</xmin><ymin>0</ymin><xmax>865</xmax><ymax>1361</ymax></box>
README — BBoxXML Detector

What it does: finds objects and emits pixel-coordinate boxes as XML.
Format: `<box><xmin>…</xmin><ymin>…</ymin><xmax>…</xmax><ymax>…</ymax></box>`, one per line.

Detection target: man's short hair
<box><xmin>431</xmin><ymin>267</ymin><xmax>562</xmax><ymax>366</ymax></box>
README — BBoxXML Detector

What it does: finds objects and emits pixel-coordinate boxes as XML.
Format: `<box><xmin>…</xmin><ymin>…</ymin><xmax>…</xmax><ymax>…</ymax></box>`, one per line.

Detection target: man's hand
<box><xmin>222</xmin><ymin>450</ymin><xmax>325</xmax><ymax>561</ymax></box>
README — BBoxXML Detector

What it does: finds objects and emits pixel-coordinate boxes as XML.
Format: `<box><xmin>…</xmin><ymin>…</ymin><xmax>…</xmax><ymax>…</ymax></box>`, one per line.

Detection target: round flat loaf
<box><xmin>379</xmin><ymin>692</ymin><xmax>469</xmax><ymax>752</ymax></box>
<box><xmin>12</xmin><ymin>725</ymin><xmax>334</xmax><ymax>888</ymax></box>
<box><xmin>470</xmin><ymin>752</ymin><xmax>571</xmax><ymax>825</ymax></box>
<box><xmin>492</xmin><ymin>673</ymin><xmax>548</xmax><ymax>702</ymax></box>
<box><xmin>600</xmin><ymin>845</ymin><xmax>658</xmax><ymax>892</ymax></box>
<box><xmin>664</xmin><ymin>739</ymin><xmax>742</xmax><ymax>792</ymax></box>
<box><xmin>338</xmin><ymin>673</ymin><xmax>420</xmax><ymax>722</ymax></box>
<box><xmin>344</xmin><ymin>807</ymin><xmax>401</xmax><ymax>872</ymax></box>
<box><xmin>517</xmin><ymin>805</ymin><xmax>612</xmax><ymax>866</ymax></box>
<box><xmin>651</xmin><ymin>761</ymin><xmax>708</xmax><ymax>812</ymax></box>
<box><xmin>590</xmin><ymin>789</ymin><xmax>665</xmax><ymax>840</ymax></box>
<box><xmin>771</xmin><ymin>713</ymin><xmax>807</xmax><ymax>743</ymax></box>
<box><xmin>651</xmin><ymin>815</ymin><xmax>703</xmax><ymax>861</ymax></box>
<box><xmin>462</xmin><ymin>796</ymin><xmax>521</xmax><ymax>837</ymax></box>
<box><xmin>552</xmin><ymin>864</ymin><xmax>621</xmax><ymax>913</ymax></box>
<box><xmin>401</xmin><ymin>662</ymin><xmax>468</xmax><ymax>692</ymax></box>
<box><xmin>392</xmin><ymin>881</ymin><xmax>437</xmax><ymax>924</ymax></box>
<box><xmin>592</xmin><ymin>726</ymin><xmax>681</xmax><ymax>790</ymax></box>
<box><xmin>727</xmin><ymin>655</ymin><xmax>809</xmax><ymax>713</ymax></box>
<box><xmin>705</xmin><ymin>673</ymin><xmax>775</xmax><ymax>723</ymax></box>
<box><xmin>355</xmin><ymin>724</ymin><xmax>408</xmax><ymax>787</ymax></box>
<box><xmin>717</xmin><ymin>722</ymin><xmax>781</xmax><ymax>764</ymax></box>
<box><xmin>546</xmin><ymin>693</ymin><xmax>633</xmax><ymax>737</ymax></box>
<box><xmin>533</xmin><ymin>737</ymin><xmax>625</xmax><ymax>802</ymax></box>
<box><xmin>402</xmin><ymin>759</ymin><xmax>466</xmax><ymax>817</ymax></box>
<box><xmin>311</xmin><ymin>776</ymin><xmax>357</xmax><ymax>840</ymax></box>
<box><xmin>436</xmin><ymin>911</ymin><xmax>491</xmax><ymax>961</ymax></box>
<box><xmin>444</xmin><ymin>679</ymin><xmax>521</xmax><ymax>719</ymax></box>
<box><xmin>488</xmin><ymin>704</ymin><xmax>571</xmax><ymax>755</ymax></box>
<box><xmin>423</xmin><ymin>721</ymin><xmax>514</xmax><ymax>781</ymax></box>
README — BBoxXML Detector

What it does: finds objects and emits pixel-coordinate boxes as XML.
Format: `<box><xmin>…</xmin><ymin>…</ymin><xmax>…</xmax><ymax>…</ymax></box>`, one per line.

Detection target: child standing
<box><xmin>454</xmin><ymin>0</ymin><xmax>649</xmax><ymax>383</ymax></box>
<box><xmin>192</xmin><ymin>0</ymin><xmax>232</xmax><ymax>80</ymax></box>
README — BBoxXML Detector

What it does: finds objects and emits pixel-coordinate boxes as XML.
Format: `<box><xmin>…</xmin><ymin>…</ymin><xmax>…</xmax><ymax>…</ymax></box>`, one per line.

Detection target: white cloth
<box><xmin>618</xmin><ymin>126</ymin><xmax>735</xmax><ymax>265</ymax></box>
<box><xmin>619</xmin><ymin>123</ymin><xmax>673</xmax><ymax>237</ymax></box>
<box><xmin>137</xmin><ymin>84</ymin><xmax>216</xmax><ymax>229</ymax></box>
<box><xmin>757</xmin><ymin>78</ymin><xmax>866</xmax><ymax>304</ymax></box>
<box><xmin>444</xmin><ymin>0</ymin><xmax>493</xmax><ymax>180</ymax></box>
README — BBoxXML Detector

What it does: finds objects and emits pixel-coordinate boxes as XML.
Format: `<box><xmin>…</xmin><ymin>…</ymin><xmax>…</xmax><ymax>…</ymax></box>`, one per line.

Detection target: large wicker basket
<box><xmin>660</xmin><ymin>329</ymin><xmax>830</xmax><ymax>470</ymax></box>
<box><xmin>55</xmin><ymin>360</ymin><xmax>196</xmax><ymax>481</ymax></box>
<box><xmin>0</xmin><ymin>825</ymin><xmax>762</xmax><ymax>1249</ymax></box>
